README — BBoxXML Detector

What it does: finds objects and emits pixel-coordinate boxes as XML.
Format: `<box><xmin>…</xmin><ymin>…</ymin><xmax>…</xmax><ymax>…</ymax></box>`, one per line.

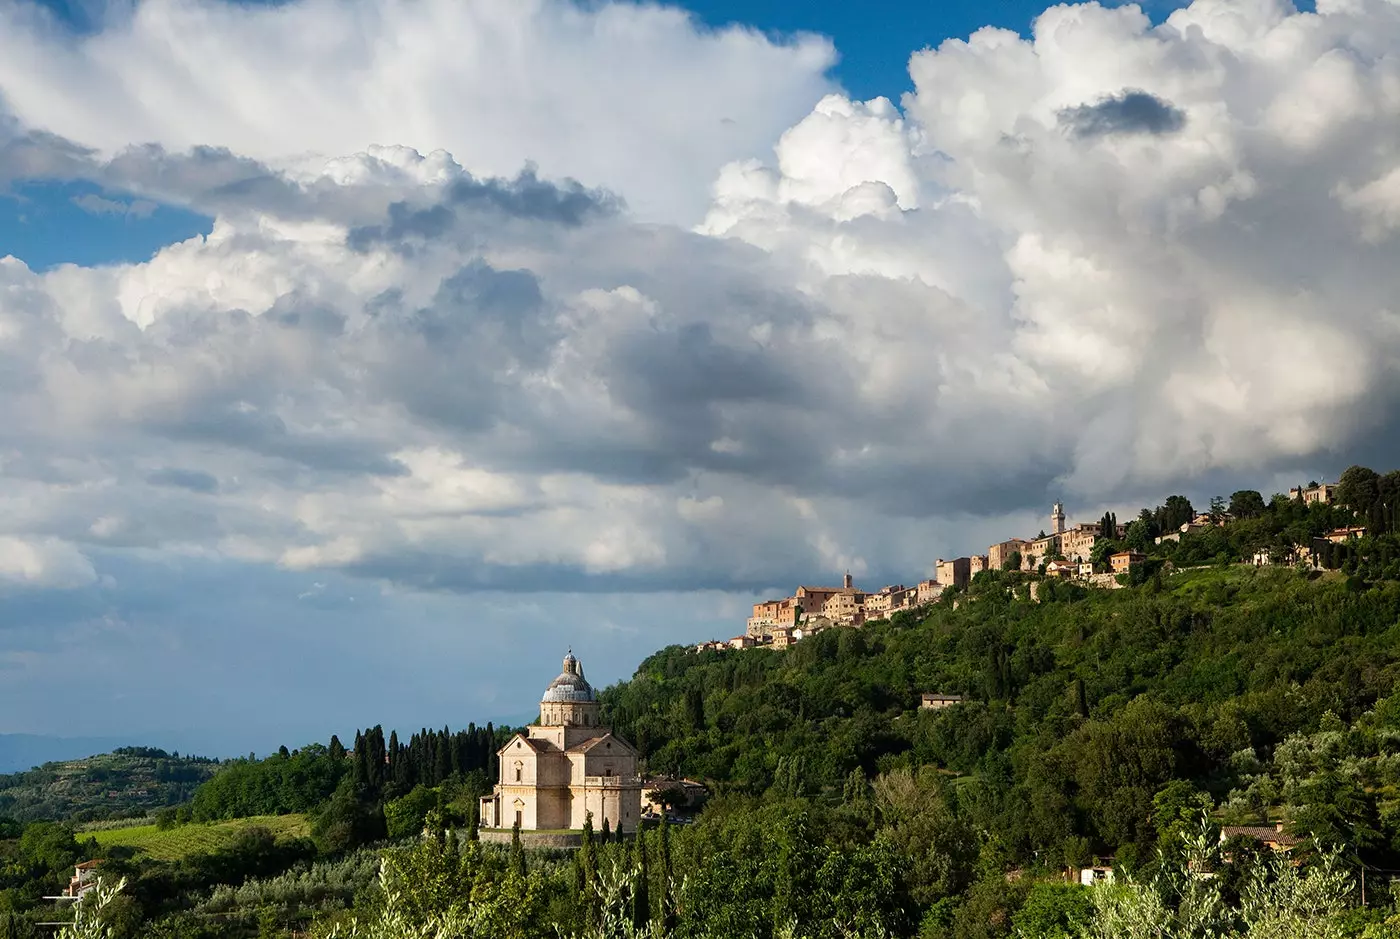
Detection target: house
<box><xmin>1078</xmin><ymin>561</ymin><xmax>1094</xmax><ymax>577</ymax></box>
<box><xmin>1044</xmin><ymin>559</ymin><xmax>1078</xmax><ymax>579</ymax></box>
<box><xmin>1075</xmin><ymin>864</ymin><xmax>1114</xmax><ymax>886</ymax></box>
<box><xmin>822</xmin><ymin>588</ymin><xmax>866</xmax><ymax>625</ymax></box>
<box><xmin>1324</xmin><ymin>526</ymin><xmax>1367</xmax><ymax>543</ymax></box>
<box><xmin>969</xmin><ymin>555</ymin><xmax>989</xmax><ymax>577</ymax></box>
<box><xmin>770</xmin><ymin>627</ymin><xmax>795</xmax><ymax>650</ymax></box>
<box><xmin>67</xmin><ymin>861</ymin><xmax>104</xmax><ymax>898</ymax></box>
<box><xmin>920</xmin><ymin>693</ymin><xmax>967</xmax><ymax>710</ymax></box>
<box><xmin>1220</xmin><ymin>823</ymin><xmax>1299</xmax><ymax>853</ymax></box>
<box><xmin>1110</xmin><ymin>551</ymin><xmax>1146</xmax><ymax>575</ymax></box>
<box><xmin>728</xmin><ymin>635</ymin><xmax>756</xmax><ymax>650</ymax></box>
<box><xmin>1289</xmin><ymin>482</ymin><xmax>1336</xmax><ymax>505</ymax></box>
<box><xmin>481</xmin><ymin>653</ymin><xmax>642</xmax><ymax>834</ymax></box>
<box><xmin>865</xmin><ymin>585</ymin><xmax>911</xmax><ymax>617</ymax></box>
<box><xmin>641</xmin><ymin>777</ymin><xmax>708</xmax><ymax>817</ymax></box>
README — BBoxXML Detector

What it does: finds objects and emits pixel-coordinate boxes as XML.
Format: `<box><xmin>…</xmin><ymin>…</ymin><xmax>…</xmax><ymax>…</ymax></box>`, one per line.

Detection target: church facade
<box><xmin>480</xmin><ymin>652</ymin><xmax>642</xmax><ymax>833</ymax></box>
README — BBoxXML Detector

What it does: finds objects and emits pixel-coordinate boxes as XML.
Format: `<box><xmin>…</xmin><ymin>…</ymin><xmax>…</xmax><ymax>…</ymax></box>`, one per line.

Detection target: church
<box><xmin>480</xmin><ymin>652</ymin><xmax>642</xmax><ymax>833</ymax></box>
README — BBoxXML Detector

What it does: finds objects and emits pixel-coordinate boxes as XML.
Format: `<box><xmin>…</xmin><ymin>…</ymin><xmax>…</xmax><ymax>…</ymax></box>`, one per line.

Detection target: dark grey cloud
<box><xmin>152</xmin><ymin>407</ymin><xmax>407</xmax><ymax>477</ymax></box>
<box><xmin>347</xmin><ymin>168</ymin><xmax>619</xmax><ymax>252</ymax></box>
<box><xmin>1059</xmin><ymin>90</ymin><xmax>1186</xmax><ymax>138</ymax></box>
<box><xmin>146</xmin><ymin>468</ymin><xmax>219</xmax><ymax>493</ymax></box>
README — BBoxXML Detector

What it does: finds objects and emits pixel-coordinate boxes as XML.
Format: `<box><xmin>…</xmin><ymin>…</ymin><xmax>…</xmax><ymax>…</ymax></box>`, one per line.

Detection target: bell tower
<box><xmin>1051</xmin><ymin>501</ymin><xmax>1066</xmax><ymax>535</ymax></box>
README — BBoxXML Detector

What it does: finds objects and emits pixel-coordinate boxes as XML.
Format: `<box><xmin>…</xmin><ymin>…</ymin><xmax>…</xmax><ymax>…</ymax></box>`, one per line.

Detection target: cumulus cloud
<box><xmin>0</xmin><ymin>0</ymin><xmax>836</xmax><ymax>223</ymax></box>
<box><xmin>2</xmin><ymin>0</ymin><xmax>1400</xmax><ymax>615</ymax></box>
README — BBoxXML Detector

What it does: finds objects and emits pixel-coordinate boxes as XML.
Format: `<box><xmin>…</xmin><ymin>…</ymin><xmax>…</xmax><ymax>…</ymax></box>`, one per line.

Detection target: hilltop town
<box><xmin>698</xmin><ymin>477</ymin><xmax>1389</xmax><ymax>652</ymax></box>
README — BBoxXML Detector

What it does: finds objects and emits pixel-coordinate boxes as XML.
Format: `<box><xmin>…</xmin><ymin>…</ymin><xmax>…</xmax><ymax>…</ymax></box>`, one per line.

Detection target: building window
<box><xmin>514</xmin><ymin>762</ymin><xmax>523</xmax><ymax>783</ymax></box>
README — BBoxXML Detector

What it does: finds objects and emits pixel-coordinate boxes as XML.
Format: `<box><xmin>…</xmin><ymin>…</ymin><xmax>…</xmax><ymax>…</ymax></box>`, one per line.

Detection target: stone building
<box><xmin>748</xmin><ymin>573</ymin><xmax>865</xmax><ymax>637</ymax></box>
<box><xmin>1110</xmin><ymin>550</ymin><xmax>1146</xmax><ymax>574</ymax></box>
<box><xmin>1059</xmin><ymin>524</ymin><xmax>1101</xmax><ymax>563</ymax></box>
<box><xmin>935</xmin><ymin>557</ymin><xmax>972</xmax><ymax>589</ymax></box>
<box><xmin>915</xmin><ymin>579</ymin><xmax>945</xmax><ymax>604</ymax></box>
<box><xmin>1289</xmin><ymin>483</ymin><xmax>1336</xmax><ymax>505</ymax></box>
<box><xmin>481</xmin><ymin>652</ymin><xmax>642</xmax><ymax>834</ymax></box>
<box><xmin>988</xmin><ymin>539</ymin><xmax>1030</xmax><ymax>571</ymax></box>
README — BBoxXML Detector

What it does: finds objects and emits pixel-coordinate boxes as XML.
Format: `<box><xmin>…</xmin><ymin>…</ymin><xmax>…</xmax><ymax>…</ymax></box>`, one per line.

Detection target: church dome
<box><xmin>542</xmin><ymin>651</ymin><xmax>596</xmax><ymax>703</ymax></box>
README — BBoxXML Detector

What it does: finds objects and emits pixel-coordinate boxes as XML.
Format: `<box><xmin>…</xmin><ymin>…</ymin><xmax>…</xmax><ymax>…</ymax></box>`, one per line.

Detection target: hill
<box><xmin>0</xmin><ymin>735</ymin><xmax>128</xmax><ymax>775</ymax></box>
<box><xmin>0</xmin><ymin>746</ymin><xmax>220</xmax><ymax>822</ymax></box>
<box><xmin>602</xmin><ymin>565</ymin><xmax>1400</xmax><ymax>869</ymax></box>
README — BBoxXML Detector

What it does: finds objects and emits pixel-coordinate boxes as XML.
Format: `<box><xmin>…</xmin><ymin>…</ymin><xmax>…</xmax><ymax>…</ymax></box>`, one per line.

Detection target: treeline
<box><xmin>188</xmin><ymin>723</ymin><xmax>505</xmax><ymax>823</ymax></box>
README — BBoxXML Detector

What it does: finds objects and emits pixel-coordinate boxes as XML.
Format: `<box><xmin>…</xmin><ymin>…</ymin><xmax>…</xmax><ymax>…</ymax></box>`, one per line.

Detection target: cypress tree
<box><xmin>633</xmin><ymin>828</ymin><xmax>650</xmax><ymax>930</ymax></box>
<box><xmin>435</xmin><ymin>730</ymin><xmax>452</xmax><ymax>783</ymax></box>
<box><xmin>601</xmin><ymin>816</ymin><xmax>612</xmax><ymax>844</ymax></box>
<box><xmin>328</xmin><ymin>734</ymin><xmax>345</xmax><ymax>762</ymax></box>
<box><xmin>510</xmin><ymin>822</ymin><xmax>526</xmax><ymax>878</ymax></box>
<box><xmin>659</xmin><ymin>814</ymin><xmax>676</xmax><ymax>934</ymax></box>
<box><xmin>467</xmin><ymin>798</ymin><xmax>479</xmax><ymax>842</ymax></box>
<box><xmin>579</xmin><ymin>812</ymin><xmax>599</xmax><ymax>928</ymax></box>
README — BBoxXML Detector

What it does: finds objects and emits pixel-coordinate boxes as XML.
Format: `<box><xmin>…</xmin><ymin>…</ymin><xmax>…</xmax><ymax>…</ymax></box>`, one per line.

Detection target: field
<box><xmin>88</xmin><ymin>814</ymin><xmax>310</xmax><ymax>860</ymax></box>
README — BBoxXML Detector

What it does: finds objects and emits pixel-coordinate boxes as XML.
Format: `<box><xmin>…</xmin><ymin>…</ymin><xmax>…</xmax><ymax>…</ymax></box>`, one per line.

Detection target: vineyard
<box><xmin>88</xmin><ymin>814</ymin><xmax>310</xmax><ymax>860</ymax></box>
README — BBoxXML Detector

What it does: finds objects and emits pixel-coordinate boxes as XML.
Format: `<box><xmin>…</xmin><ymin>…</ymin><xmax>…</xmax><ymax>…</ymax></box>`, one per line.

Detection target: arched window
<box><xmin>514</xmin><ymin>762</ymin><xmax>523</xmax><ymax>783</ymax></box>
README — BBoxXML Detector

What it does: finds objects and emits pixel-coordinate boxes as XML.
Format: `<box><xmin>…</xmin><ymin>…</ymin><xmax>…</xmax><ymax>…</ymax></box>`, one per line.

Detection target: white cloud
<box><xmin>0</xmin><ymin>537</ymin><xmax>97</xmax><ymax>589</ymax></box>
<box><xmin>0</xmin><ymin>0</ymin><xmax>836</xmax><ymax>223</ymax></box>
<box><xmin>1</xmin><ymin>0</ymin><xmax>1400</xmax><ymax>614</ymax></box>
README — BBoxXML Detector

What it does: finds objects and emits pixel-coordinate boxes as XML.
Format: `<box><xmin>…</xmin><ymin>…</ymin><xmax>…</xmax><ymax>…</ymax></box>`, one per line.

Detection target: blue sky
<box><xmin>0</xmin><ymin>180</ymin><xmax>211</xmax><ymax>271</ymax></box>
<box><xmin>0</xmin><ymin>0</ymin><xmax>1376</xmax><ymax>761</ymax></box>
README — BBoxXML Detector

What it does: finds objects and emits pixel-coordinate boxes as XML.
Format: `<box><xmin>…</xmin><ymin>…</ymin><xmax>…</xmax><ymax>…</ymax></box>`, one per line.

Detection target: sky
<box><xmin>0</xmin><ymin>0</ymin><xmax>1392</xmax><ymax>758</ymax></box>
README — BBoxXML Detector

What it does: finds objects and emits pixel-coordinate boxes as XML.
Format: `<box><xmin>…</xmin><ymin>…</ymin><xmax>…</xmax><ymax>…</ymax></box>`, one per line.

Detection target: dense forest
<box><xmin>5</xmin><ymin>468</ymin><xmax>1400</xmax><ymax>936</ymax></box>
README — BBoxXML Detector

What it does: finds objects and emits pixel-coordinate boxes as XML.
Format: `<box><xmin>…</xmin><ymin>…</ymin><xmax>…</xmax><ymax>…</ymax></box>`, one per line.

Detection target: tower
<box><xmin>1051</xmin><ymin>501</ymin><xmax>1066</xmax><ymax>535</ymax></box>
<box><xmin>843</xmin><ymin>570</ymin><xmax>853</xmax><ymax>590</ymax></box>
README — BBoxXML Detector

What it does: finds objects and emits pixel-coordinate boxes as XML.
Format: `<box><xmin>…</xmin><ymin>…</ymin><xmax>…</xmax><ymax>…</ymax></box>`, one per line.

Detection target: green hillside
<box><xmin>87</xmin><ymin>813</ymin><xmax>310</xmax><ymax>861</ymax></box>
<box><xmin>0</xmin><ymin>747</ymin><xmax>219</xmax><ymax>822</ymax></box>
<box><xmin>603</xmin><ymin>565</ymin><xmax>1400</xmax><ymax>869</ymax></box>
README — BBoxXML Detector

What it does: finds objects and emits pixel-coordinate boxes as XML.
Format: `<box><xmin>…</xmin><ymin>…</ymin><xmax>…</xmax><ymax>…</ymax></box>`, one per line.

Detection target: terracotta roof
<box><xmin>75</xmin><ymin>860</ymin><xmax>104</xmax><ymax>870</ymax></box>
<box><xmin>567</xmin><ymin>732</ymin><xmax>636</xmax><ymax>755</ymax></box>
<box><xmin>500</xmin><ymin>734</ymin><xmax>551</xmax><ymax>754</ymax></box>
<box><xmin>1221</xmin><ymin>826</ymin><xmax>1300</xmax><ymax>846</ymax></box>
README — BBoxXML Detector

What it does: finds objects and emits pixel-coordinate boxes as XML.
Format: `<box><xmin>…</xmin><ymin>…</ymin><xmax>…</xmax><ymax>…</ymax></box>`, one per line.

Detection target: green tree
<box><xmin>1336</xmin><ymin>465</ymin><xmax>1381</xmax><ymax>517</ymax></box>
<box><xmin>1228</xmin><ymin>490</ymin><xmax>1267</xmax><ymax>519</ymax></box>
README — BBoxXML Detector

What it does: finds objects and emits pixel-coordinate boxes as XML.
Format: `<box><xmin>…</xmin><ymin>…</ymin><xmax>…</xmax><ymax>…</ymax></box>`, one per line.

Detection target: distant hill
<box><xmin>0</xmin><ymin>747</ymin><xmax>220</xmax><ymax>822</ymax></box>
<box><xmin>0</xmin><ymin>734</ymin><xmax>130</xmax><ymax>774</ymax></box>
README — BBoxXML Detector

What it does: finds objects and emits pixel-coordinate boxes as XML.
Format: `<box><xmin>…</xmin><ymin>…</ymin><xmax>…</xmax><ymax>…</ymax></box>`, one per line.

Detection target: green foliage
<box><xmin>1009</xmin><ymin>883</ymin><xmax>1091</xmax><ymax>939</ymax></box>
<box><xmin>0</xmin><ymin>750</ymin><xmax>217</xmax><ymax>823</ymax></box>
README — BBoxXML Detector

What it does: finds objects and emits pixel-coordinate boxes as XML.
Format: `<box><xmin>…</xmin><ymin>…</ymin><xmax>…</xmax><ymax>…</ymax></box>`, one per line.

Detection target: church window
<box><xmin>514</xmin><ymin>762</ymin><xmax>523</xmax><ymax>782</ymax></box>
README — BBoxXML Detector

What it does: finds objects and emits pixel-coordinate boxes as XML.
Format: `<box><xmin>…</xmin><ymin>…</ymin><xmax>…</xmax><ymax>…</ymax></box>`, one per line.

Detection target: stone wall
<box><xmin>475</xmin><ymin>829</ymin><xmax>584</xmax><ymax>849</ymax></box>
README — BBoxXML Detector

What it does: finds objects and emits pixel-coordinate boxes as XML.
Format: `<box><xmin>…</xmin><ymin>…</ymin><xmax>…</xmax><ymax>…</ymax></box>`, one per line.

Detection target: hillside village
<box><xmin>698</xmin><ymin>477</ymin><xmax>1390</xmax><ymax>653</ymax></box>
